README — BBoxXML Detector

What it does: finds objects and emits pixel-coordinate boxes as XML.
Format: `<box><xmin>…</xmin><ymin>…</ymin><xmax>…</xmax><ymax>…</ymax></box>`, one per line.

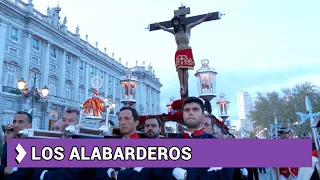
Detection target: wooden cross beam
<box><xmin>147</xmin><ymin>4</ymin><xmax>224</xmax><ymax>31</ymax></box>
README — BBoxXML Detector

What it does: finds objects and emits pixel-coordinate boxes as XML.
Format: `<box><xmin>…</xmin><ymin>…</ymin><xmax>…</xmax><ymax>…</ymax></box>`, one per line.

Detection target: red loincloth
<box><xmin>175</xmin><ymin>48</ymin><xmax>195</xmax><ymax>70</ymax></box>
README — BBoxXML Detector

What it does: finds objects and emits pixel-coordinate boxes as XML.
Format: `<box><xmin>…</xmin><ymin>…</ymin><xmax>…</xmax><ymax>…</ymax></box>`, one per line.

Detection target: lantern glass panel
<box><xmin>121</xmin><ymin>82</ymin><xmax>128</xmax><ymax>101</ymax></box>
<box><xmin>129</xmin><ymin>81</ymin><xmax>137</xmax><ymax>100</ymax></box>
<box><xmin>224</xmin><ymin>103</ymin><xmax>230</xmax><ymax>115</ymax></box>
<box><xmin>196</xmin><ymin>72</ymin><xmax>216</xmax><ymax>96</ymax></box>
<box><xmin>216</xmin><ymin>102</ymin><xmax>229</xmax><ymax>116</ymax></box>
<box><xmin>196</xmin><ymin>73</ymin><xmax>202</xmax><ymax>95</ymax></box>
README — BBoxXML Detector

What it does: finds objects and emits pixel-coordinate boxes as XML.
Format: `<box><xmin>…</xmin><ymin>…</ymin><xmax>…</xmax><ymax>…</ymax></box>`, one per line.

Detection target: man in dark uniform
<box><xmin>141</xmin><ymin>115</ymin><xmax>175</xmax><ymax>180</ymax></box>
<box><xmin>3</xmin><ymin>111</ymin><xmax>34</xmax><ymax>180</ymax></box>
<box><xmin>1</xmin><ymin>124</ymin><xmax>14</xmax><ymax>179</ymax></box>
<box><xmin>95</xmin><ymin>106</ymin><xmax>148</xmax><ymax>180</ymax></box>
<box><xmin>169</xmin><ymin>97</ymin><xmax>234</xmax><ymax>180</ymax></box>
<box><xmin>32</xmin><ymin>108</ymin><xmax>96</xmax><ymax>180</ymax></box>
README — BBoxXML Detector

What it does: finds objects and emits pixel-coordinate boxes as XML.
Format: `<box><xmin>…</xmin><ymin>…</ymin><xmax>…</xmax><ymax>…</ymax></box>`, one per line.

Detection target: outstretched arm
<box><xmin>187</xmin><ymin>13</ymin><xmax>212</xmax><ymax>29</ymax></box>
<box><xmin>156</xmin><ymin>23</ymin><xmax>175</xmax><ymax>34</ymax></box>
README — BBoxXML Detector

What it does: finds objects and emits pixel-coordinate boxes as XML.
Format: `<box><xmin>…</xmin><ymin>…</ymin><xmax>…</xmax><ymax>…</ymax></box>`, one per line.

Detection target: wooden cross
<box><xmin>147</xmin><ymin>4</ymin><xmax>224</xmax><ymax>31</ymax></box>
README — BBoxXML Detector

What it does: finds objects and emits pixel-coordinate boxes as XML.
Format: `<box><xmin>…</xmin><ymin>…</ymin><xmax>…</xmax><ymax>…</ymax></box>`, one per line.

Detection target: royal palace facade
<box><xmin>0</xmin><ymin>0</ymin><xmax>162</xmax><ymax>130</ymax></box>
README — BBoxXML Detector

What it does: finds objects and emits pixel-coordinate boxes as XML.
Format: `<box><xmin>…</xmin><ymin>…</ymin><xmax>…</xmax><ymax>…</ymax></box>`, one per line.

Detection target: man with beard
<box><xmin>95</xmin><ymin>106</ymin><xmax>147</xmax><ymax>180</ymax></box>
<box><xmin>3</xmin><ymin>112</ymin><xmax>33</xmax><ymax>180</ymax></box>
<box><xmin>170</xmin><ymin>97</ymin><xmax>234</xmax><ymax>180</ymax></box>
<box><xmin>156</xmin><ymin>14</ymin><xmax>212</xmax><ymax>98</ymax></box>
<box><xmin>142</xmin><ymin>116</ymin><xmax>175</xmax><ymax>179</ymax></box>
<box><xmin>144</xmin><ymin>115</ymin><xmax>161</xmax><ymax>138</ymax></box>
<box><xmin>33</xmin><ymin>108</ymin><xmax>96</xmax><ymax>180</ymax></box>
<box><xmin>1</xmin><ymin>124</ymin><xmax>14</xmax><ymax>179</ymax></box>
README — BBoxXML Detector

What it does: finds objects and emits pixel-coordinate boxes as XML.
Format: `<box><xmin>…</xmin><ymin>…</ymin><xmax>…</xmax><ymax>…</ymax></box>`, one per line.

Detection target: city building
<box><xmin>237</xmin><ymin>90</ymin><xmax>254</xmax><ymax>133</ymax></box>
<box><xmin>0</xmin><ymin>0</ymin><xmax>162</xmax><ymax>130</ymax></box>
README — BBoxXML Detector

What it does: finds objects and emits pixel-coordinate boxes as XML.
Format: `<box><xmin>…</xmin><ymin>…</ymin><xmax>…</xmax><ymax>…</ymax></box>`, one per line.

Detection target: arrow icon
<box><xmin>15</xmin><ymin>144</ymin><xmax>26</xmax><ymax>164</ymax></box>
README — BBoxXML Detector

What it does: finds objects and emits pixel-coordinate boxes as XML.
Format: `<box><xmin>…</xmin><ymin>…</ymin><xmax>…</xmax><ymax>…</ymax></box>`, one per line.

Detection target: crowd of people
<box><xmin>0</xmin><ymin>96</ymin><xmax>319</xmax><ymax>180</ymax></box>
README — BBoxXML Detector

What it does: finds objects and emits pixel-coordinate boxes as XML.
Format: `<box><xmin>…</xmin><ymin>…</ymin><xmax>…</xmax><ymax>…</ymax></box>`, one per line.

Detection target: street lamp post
<box><xmin>17</xmin><ymin>74</ymin><xmax>49</xmax><ymax>117</ymax></box>
<box><xmin>120</xmin><ymin>70</ymin><xmax>138</xmax><ymax>107</ymax></box>
<box><xmin>216</xmin><ymin>93</ymin><xmax>230</xmax><ymax>122</ymax></box>
<box><xmin>194</xmin><ymin>59</ymin><xmax>217</xmax><ymax>114</ymax></box>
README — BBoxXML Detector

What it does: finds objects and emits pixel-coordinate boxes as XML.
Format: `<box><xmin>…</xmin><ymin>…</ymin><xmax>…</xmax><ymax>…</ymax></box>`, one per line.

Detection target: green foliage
<box><xmin>250</xmin><ymin>82</ymin><xmax>320</xmax><ymax>135</ymax></box>
<box><xmin>249</xmin><ymin>132</ymin><xmax>256</xmax><ymax>139</ymax></box>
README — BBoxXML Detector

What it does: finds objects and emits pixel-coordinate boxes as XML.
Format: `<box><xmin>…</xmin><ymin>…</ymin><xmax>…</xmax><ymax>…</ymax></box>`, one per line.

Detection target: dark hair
<box><xmin>16</xmin><ymin>111</ymin><xmax>32</xmax><ymax>123</ymax></box>
<box><xmin>205</xmin><ymin>116</ymin><xmax>215</xmax><ymax>130</ymax></box>
<box><xmin>145</xmin><ymin>115</ymin><xmax>161</xmax><ymax>127</ymax></box>
<box><xmin>182</xmin><ymin>97</ymin><xmax>204</xmax><ymax>113</ymax></box>
<box><xmin>171</xmin><ymin>16</ymin><xmax>186</xmax><ymax>33</ymax></box>
<box><xmin>65</xmin><ymin>108</ymin><xmax>80</xmax><ymax>122</ymax></box>
<box><xmin>119</xmin><ymin>106</ymin><xmax>139</xmax><ymax>121</ymax></box>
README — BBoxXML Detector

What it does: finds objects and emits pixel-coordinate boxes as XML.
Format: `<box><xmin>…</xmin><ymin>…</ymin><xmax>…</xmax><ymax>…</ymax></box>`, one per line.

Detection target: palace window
<box><xmin>31</xmin><ymin>56</ymin><xmax>39</xmax><ymax>64</ymax></box>
<box><xmin>79</xmin><ymin>61</ymin><xmax>84</xmax><ymax>70</ymax></box>
<box><xmin>66</xmin><ymin>71</ymin><xmax>71</xmax><ymax>77</ymax></box>
<box><xmin>66</xmin><ymin>55</ymin><xmax>71</xmax><ymax>65</ymax></box>
<box><xmin>10</xmin><ymin>27</ymin><xmax>19</xmax><ymax>43</ymax></box>
<box><xmin>5</xmin><ymin>66</ymin><xmax>17</xmax><ymax>88</ymax></box>
<box><xmin>8</xmin><ymin>47</ymin><xmax>18</xmax><ymax>56</ymax></box>
<box><xmin>49</xmin><ymin>64</ymin><xmax>57</xmax><ymax>71</ymax></box>
<box><xmin>4</xmin><ymin>116</ymin><xmax>14</xmax><ymax>125</ymax></box>
<box><xmin>79</xmin><ymin>76</ymin><xmax>84</xmax><ymax>82</ymax></box>
<box><xmin>90</xmin><ymin>66</ymin><xmax>94</xmax><ymax>75</ymax></box>
<box><xmin>32</xmin><ymin>38</ymin><xmax>39</xmax><ymax>51</ymax></box>
<box><xmin>79</xmin><ymin>88</ymin><xmax>84</xmax><ymax>102</ymax></box>
<box><xmin>51</xmin><ymin>48</ymin><xmax>57</xmax><ymax>59</ymax></box>
<box><xmin>49</xmin><ymin>78</ymin><xmax>57</xmax><ymax>96</ymax></box>
<box><xmin>65</xmin><ymin>83</ymin><xmax>72</xmax><ymax>100</ymax></box>
<box><xmin>99</xmin><ymin>71</ymin><xmax>104</xmax><ymax>79</ymax></box>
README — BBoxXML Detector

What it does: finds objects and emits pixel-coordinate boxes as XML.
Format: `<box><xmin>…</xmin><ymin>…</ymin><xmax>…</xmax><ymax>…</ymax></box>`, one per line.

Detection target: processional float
<box><xmin>18</xmin><ymin>76</ymin><xmax>117</xmax><ymax>139</ymax></box>
<box><xmin>146</xmin><ymin>4</ymin><xmax>230</xmax><ymax>136</ymax></box>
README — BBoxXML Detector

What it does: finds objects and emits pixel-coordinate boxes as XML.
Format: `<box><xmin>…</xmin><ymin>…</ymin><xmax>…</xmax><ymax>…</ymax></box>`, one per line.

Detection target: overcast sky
<box><xmin>27</xmin><ymin>0</ymin><xmax>320</xmax><ymax>120</ymax></box>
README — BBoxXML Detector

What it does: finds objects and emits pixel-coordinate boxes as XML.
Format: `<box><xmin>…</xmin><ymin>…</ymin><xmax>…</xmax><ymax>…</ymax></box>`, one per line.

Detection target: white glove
<box><xmin>133</xmin><ymin>167</ymin><xmax>144</xmax><ymax>172</ymax></box>
<box><xmin>107</xmin><ymin>168</ymin><xmax>115</xmax><ymax>178</ymax></box>
<box><xmin>207</xmin><ymin>167</ymin><xmax>222</xmax><ymax>172</ymax></box>
<box><xmin>240</xmin><ymin>168</ymin><xmax>248</xmax><ymax>176</ymax></box>
<box><xmin>173</xmin><ymin>168</ymin><xmax>186</xmax><ymax>180</ymax></box>
<box><xmin>40</xmin><ymin>170</ymin><xmax>48</xmax><ymax>180</ymax></box>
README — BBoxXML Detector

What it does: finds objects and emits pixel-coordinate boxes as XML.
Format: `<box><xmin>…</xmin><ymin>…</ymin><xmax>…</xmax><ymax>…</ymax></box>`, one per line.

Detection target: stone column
<box><xmin>104</xmin><ymin>73</ymin><xmax>108</xmax><ymax>98</ymax></box>
<box><xmin>112</xmin><ymin>77</ymin><xmax>116</xmax><ymax>115</ymax></box>
<box><xmin>85</xmin><ymin>64</ymin><xmax>90</xmax><ymax>99</ymax></box>
<box><xmin>73</xmin><ymin>58</ymin><xmax>80</xmax><ymax>101</ymax></box>
<box><xmin>58</xmin><ymin>51</ymin><xmax>66</xmax><ymax>98</ymax></box>
<box><xmin>141</xmin><ymin>83</ymin><xmax>145</xmax><ymax>114</ymax></box>
<box><xmin>42</xmin><ymin>43</ymin><xmax>50</xmax><ymax>88</ymax></box>
<box><xmin>158</xmin><ymin>91</ymin><xmax>161</xmax><ymax>113</ymax></box>
<box><xmin>22</xmin><ymin>32</ymin><xmax>32</xmax><ymax>82</ymax></box>
<box><xmin>0</xmin><ymin>22</ymin><xmax>8</xmax><ymax>91</ymax></box>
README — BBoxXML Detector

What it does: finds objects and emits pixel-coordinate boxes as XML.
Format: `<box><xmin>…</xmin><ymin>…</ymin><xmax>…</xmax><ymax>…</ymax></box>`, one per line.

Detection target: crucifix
<box><xmin>147</xmin><ymin>4</ymin><xmax>224</xmax><ymax>100</ymax></box>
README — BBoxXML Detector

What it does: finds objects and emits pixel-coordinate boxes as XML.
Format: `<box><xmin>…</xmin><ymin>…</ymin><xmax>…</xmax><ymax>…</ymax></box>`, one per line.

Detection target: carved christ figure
<box><xmin>156</xmin><ymin>13</ymin><xmax>213</xmax><ymax>97</ymax></box>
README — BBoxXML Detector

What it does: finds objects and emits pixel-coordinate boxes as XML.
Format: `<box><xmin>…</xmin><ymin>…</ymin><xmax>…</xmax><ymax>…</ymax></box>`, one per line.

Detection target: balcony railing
<box><xmin>45</xmin><ymin>95</ymin><xmax>81</xmax><ymax>107</ymax></box>
<box><xmin>2</xmin><ymin>86</ymin><xmax>21</xmax><ymax>95</ymax></box>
